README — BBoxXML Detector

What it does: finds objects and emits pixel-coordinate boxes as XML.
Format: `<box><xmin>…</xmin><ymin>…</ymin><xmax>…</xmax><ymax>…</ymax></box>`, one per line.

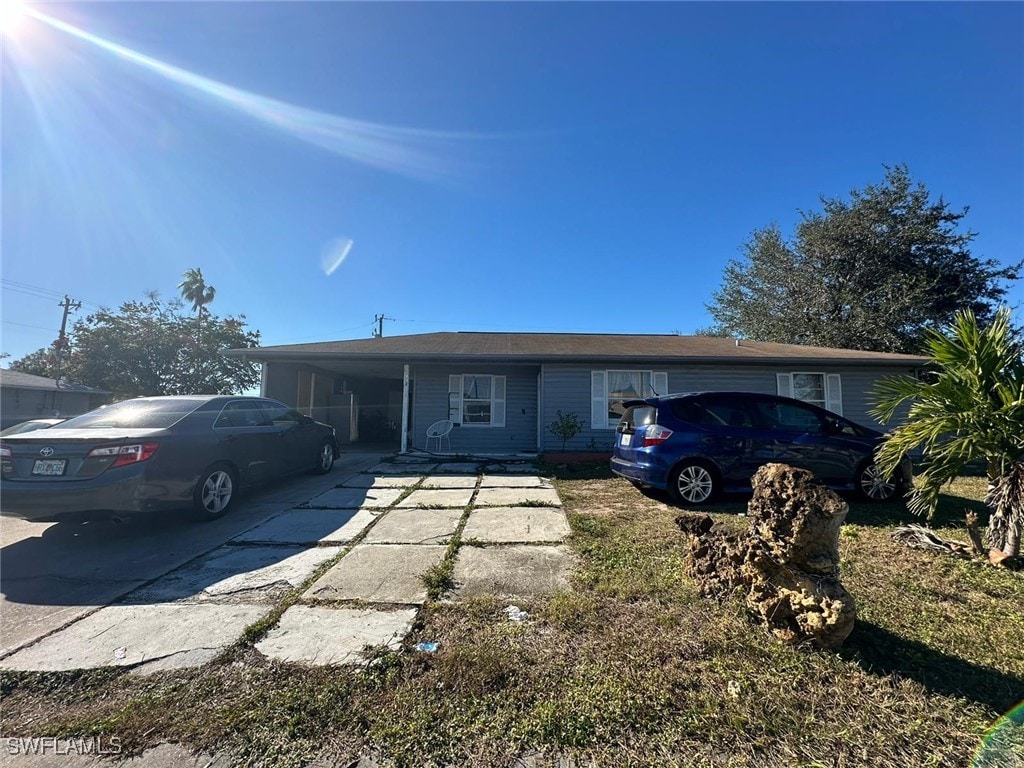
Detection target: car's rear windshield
<box><xmin>56</xmin><ymin>399</ymin><xmax>206</xmax><ymax>430</ymax></box>
<box><xmin>620</xmin><ymin>405</ymin><xmax>657</xmax><ymax>428</ymax></box>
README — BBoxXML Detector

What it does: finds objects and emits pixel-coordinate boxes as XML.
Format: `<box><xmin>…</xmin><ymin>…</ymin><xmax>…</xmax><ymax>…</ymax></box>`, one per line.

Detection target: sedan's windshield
<box><xmin>56</xmin><ymin>399</ymin><xmax>205</xmax><ymax>430</ymax></box>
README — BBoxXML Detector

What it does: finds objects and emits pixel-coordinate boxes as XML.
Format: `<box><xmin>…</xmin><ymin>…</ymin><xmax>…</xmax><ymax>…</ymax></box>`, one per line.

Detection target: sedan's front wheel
<box><xmin>313</xmin><ymin>439</ymin><xmax>335</xmax><ymax>475</ymax></box>
<box><xmin>193</xmin><ymin>463</ymin><xmax>236</xmax><ymax>520</ymax></box>
<box><xmin>857</xmin><ymin>461</ymin><xmax>899</xmax><ymax>502</ymax></box>
<box><xmin>668</xmin><ymin>461</ymin><xmax>719</xmax><ymax>506</ymax></box>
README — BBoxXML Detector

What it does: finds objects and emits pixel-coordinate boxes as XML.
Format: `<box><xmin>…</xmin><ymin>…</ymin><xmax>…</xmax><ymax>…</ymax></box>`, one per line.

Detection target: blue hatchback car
<box><xmin>609</xmin><ymin>391</ymin><xmax>912</xmax><ymax>506</ymax></box>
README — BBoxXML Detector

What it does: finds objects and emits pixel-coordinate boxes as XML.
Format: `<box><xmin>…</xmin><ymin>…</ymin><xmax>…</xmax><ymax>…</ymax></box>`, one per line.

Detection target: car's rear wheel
<box><xmin>668</xmin><ymin>460</ymin><xmax>719</xmax><ymax>506</ymax></box>
<box><xmin>313</xmin><ymin>439</ymin><xmax>335</xmax><ymax>475</ymax></box>
<box><xmin>857</xmin><ymin>461</ymin><xmax>899</xmax><ymax>502</ymax></box>
<box><xmin>193</xmin><ymin>463</ymin><xmax>236</xmax><ymax>520</ymax></box>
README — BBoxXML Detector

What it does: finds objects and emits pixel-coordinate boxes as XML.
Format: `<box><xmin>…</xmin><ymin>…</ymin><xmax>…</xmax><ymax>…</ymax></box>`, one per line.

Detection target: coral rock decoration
<box><xmin>676</xmin><ymin>463</ymin><xmax>856</xmax><ymax>649</ymax></box>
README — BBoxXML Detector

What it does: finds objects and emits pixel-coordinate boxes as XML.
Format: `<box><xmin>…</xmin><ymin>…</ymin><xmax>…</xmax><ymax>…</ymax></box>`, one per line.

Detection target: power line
<box><xmin>0</xmin><ymin>320</ymin><xmax>61</xmax><ymax>332</ymax></box>
<box><xmin>0</xmin><ymin>279</ymin><xmax>104</xmax><ymax>309</ymax></box>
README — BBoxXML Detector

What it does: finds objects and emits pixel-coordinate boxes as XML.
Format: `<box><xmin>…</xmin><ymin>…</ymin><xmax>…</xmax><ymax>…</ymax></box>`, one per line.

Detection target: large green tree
<box><xmin>11</xmin><ymin>292</ymin><xmax>260</xmax><ymax>400</ymax></box>
<box><xmin>872</xmin><ymin>308</ymin><xmax>1024</xmax><ymax>556</ymax></box>
<box><xmin>707</xmin><ymin>166</ymin><xmax>1020</xmax><ymax>353</ymax></box>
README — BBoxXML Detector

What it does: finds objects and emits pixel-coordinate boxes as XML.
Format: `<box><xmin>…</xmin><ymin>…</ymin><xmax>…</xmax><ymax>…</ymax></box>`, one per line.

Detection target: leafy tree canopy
<box><xmin>10</xmin><ymin>292</ymin><xmax>260</xmax><ymax>400</ymax></box>
<box><xmin>707</xmin><ymin>166</ymin><xmax>1021</xmax><ymax>353</ymax></box>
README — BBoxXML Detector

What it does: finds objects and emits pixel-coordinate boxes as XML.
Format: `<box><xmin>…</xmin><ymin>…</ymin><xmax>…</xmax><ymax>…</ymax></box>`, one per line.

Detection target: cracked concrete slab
<box><xmin>453</xmin><ymin>545</ymin><xmax>574</xmax><ymax>599</ymax></box>
<box><xmin>256</xmin><ymin>605</ymin><xmax>418</xmax><ymax>666</ymax></box>
<box><xmin>304</xmin><ymin>544</ymin><xmax>446</xmax><ymax>604</ymax></box>
<box><xmin>362</xmin><ymin>508</ymin><xmax>463</xmax><ymax>545</ymax></box>
<box><xmin>483</xmin><ymin>463</ymin><xmax>540</xmax><ymax>473</ymax></box>
<box><xmin>364</xmin><ymin>463</ymin><xmax>437</xmax><ymax>475</ymax></box>
<box><xmin>479</xmin><ymin>474</ymin><xmax>553</xmax><ymax>488</ymax></box>
<box><xmin>473</xmin><ymin>487</ymin><xmax>562</xmax><ymax>507</ymax></box>
<box><xmin>232</xmin><ymin>509</ymin><xmax>377</xmax><ymax>545</ymax></box>
<box><xmin>432</xmin><ymin>462</ymin><xmax>483</xmax><ymax>473</ymax></box>
<box><xmin>420</xmin><ymin>474</ymin><xmax>478</xmax><ymax>489</ymax></box>
<box><xmin>305</xmin><ymin>487</ymin><xmax>404</xmax><ymax>509</ymax></box>
<box><xmin>338</xmin><ymin>474</ymin><xmax>423</xmax><ymax>489</ymax></box>
<box><xmin>462</xmin><ymin>507</ymin><xmax>570</xmax><ymax>543</ymax></box>
<box><xmin>127</xmin><ymin>545</ymin><xmax>340</xmax><ymax>604</ymax></box>
<box><xmin>0</xmin><ymin>603</ymin><xmax>267</xmax><ymax>672</ymax></box>
<box><xmin>396</xmin><ymin>488</ymin><xmax>473</xmax><ymax>508</ymax></box>
<box><xmin>390</xmin><ymin>454</ymin><xmax>436</xmax><ymax>464</ymax></box>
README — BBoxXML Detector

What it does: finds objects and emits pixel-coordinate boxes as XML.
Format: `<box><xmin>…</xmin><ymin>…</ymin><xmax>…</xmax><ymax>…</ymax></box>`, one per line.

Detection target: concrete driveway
<box><xmin>0</xmin><ymin>452</ymin><xmax>386</xmax><ymax>661</ymax></box>
<box><xmin>0</xmin><ymin>453</ymin><xmax>573</xmax><ymax>674</ymax></box>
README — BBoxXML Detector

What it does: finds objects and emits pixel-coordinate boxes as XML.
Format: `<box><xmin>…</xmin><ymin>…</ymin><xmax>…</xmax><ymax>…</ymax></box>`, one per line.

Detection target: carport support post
<box><xmin>400</xmin><ymin>364</ymin><xmax>410</xmax><ymax>453</ymax></box>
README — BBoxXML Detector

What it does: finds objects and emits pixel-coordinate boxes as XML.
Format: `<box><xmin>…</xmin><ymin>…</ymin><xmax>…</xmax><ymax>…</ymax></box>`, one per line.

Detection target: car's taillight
<box><xmin>87</xmin><ymin>442</ymin><xmax>160</xmax><ymax>468</ymax></box>
<box><xmin>642</xmin><ymin>425</ymin><xmax>674</xmax><ymax>446</ymax></box>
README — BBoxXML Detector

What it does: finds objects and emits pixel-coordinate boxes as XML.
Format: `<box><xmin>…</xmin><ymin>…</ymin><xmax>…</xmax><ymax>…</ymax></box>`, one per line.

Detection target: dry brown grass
<box><xmin>2</xmin><ymin>471</ymin><xmax>1022</xmax><ymax>767</ymax></box>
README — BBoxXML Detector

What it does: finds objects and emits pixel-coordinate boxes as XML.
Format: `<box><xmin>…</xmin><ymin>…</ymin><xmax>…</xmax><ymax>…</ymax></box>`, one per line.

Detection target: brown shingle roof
<box><xmin>229</xmin><ymin>332</ymin><xmax>926</xmax><ymax>366</ymax></box>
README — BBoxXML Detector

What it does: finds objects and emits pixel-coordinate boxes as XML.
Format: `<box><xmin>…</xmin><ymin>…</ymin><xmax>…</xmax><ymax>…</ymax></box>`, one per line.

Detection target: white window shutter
<box><xmin>776</xmin><ymin>373</ymin><xmax>793</xmax><ymax>398</ymax></box>
<box><xmin>492</xmin><ymin>376</ymin><xmax>506</xmax><ymax>427</ymax></box>
<box><xmin>653</xmin><ymin>371</ymin><xmax>668</xmax><ymax>397</ymax></box>
<box><xmin>448</xmin><ymin>375</ymin><xmax>462</xmax><ymax>424</ymax></box>
<box><xmin>591</xmin><ymin>370</ymin><xmax>607</xmax><ymax>429</ymax></box>
<box><xmin>826</xmin><ymin>374</ymin><xmax>843</xmax><ymax>415</ymax></box>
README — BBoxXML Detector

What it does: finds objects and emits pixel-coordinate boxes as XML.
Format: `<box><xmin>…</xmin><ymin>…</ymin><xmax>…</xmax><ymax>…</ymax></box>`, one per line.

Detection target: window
<box><xmin>752</xmin><ymin>398</ymin><xmax>825</xmax><ymax>434</ymax></box>
<box><xmin>215</xmin><ymin>400</ymin><xmax>269</xmax><ymax>429</ymax></box>
<box><xmin>776</xmin><ymin>372</ymin><xmax>842</xmax><ymax>415</ymax></box>
<box><xmin>591</xmin><ymin>370</ymin><xmax>668</xmax><ymax>429</ymax></box>
<box><xmin>448</xmin><ymin>375</ymin><xmax>506</xmax><ymax>427</ymax></box>
<box><xmin>259</xmin><ymin>400</ymin><xmax>303</xmax><ymax>426</ymax></box>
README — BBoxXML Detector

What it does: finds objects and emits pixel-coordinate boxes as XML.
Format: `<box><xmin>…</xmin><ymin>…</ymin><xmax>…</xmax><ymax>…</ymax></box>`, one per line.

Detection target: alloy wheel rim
<box><xmin>861</xmin><ymin>465</ymin><xmax>895</xmax><ymax>500</ymax></box>
<box><xmin>678</xmin><ymin>465</ymin><xmax>713</xmax><ymax>503</ymax></box>
<box><xmin>319</xmin><ymin>443</ymin><xmax>333</xmax><ymax>470</ymax></box>
<box><xmin>202</xmin><ymin>471</ymin><xmax>233</xmax><ymax>514</ymax></box>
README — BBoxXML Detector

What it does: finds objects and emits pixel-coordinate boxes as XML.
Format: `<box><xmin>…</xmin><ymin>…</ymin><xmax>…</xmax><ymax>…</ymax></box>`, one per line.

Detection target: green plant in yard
<box><xmin>547</xmin><ymin>410</ymin><xmax>585</xmax><ymax>452</ymax></box>
<box><xmin>872</xmin><ymin>308</ymin><xmax>1024</xmax><ymax>555</ymax></box>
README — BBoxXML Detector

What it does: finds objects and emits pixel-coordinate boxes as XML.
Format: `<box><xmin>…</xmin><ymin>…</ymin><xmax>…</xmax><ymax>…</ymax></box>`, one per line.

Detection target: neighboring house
<box><xmin>226</xmin><ymin>332</ymin><xmax>926</xmax><ymax>455</ymax></box>
<box><xmin>0</xmin><ymin>369</ymin><xmax>110</xmax><ymax>430</ymax></box>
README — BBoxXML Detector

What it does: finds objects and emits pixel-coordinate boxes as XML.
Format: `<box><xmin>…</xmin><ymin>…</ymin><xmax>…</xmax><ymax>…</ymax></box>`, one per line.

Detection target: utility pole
<box><xmin>54</xmin><ymin>295</ymin><xmax>81</xmax><ymax>383</ymax></box>
<box><xmin>372</xmin><ymin>313</ymin><xmax>393</xmax><ymax>338</ymax></box>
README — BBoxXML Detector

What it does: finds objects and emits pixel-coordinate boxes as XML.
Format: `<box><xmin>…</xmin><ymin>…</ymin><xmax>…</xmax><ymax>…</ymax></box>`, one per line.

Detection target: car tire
<box><xmin>192</xmin><ymin>463</ymin><xmax>236</xmax><ymax>520</ymax></box>
<box><xmin>668</xmin><ymin>460</ymin><xmax>719</xmax><ymax>506</ymax></box>
<box><xmin>313</xmin><ymin>439</ymin><xmax>335</xmax><ymax>475</ymax></box>
<box><xmin>856</xmin><ymin>461</ymin><xmax>899</xmax><ymax>503</ymax></box>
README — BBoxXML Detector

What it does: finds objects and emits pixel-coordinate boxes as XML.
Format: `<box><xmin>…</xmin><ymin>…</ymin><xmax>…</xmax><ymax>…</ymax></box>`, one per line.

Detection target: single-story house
<box><xmin>226</xmin><ymin>332</ymin><xmax>926</xmax><ymax>456</ymax></box>
<box><xmin>0</xmin><ymin>369</ymin><xmax>110</xmax><ymax>430</ymax></box>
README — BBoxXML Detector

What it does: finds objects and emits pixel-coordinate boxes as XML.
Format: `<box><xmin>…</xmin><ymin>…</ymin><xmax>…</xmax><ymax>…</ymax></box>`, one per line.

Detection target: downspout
<box><xmin>400</xmin><ymin>364</ymin><xmax>410</xmax><ymax>453</ymax></box>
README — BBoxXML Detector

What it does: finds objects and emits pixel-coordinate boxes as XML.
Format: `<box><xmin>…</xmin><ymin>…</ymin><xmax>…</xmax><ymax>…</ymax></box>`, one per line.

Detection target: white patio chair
<box><xmin>425</xmin><ymin>419</ymin><xmax>454</xmax><ymax>453</ymax></box>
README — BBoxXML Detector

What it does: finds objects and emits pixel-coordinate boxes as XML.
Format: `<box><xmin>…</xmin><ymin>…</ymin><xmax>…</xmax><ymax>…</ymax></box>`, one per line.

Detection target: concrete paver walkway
<box><xmin>0</xmin><ymin>458</ymin><xmax>573</xmax><ymax>675</ymax></box>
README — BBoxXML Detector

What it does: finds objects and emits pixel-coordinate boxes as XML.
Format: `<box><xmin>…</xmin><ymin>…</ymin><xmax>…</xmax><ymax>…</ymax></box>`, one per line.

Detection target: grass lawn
<box><xmin>2</xmin><ymin>469</ymin><xmax>1022</xmax><ymax>767</ymax></box>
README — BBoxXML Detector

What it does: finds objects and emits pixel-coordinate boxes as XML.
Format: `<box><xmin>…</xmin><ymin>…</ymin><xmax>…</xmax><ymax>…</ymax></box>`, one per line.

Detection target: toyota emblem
<box><xmin>39</xmin><ymin>447</ymin><xmax>54</xmax><ymax>457</ymax></box>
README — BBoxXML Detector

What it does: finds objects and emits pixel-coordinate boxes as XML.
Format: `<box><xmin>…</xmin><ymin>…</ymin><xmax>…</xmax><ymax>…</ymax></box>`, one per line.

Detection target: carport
<box><xmin>250</xmin><ymin>355</ymin><xmax>410</xmax><ymax>452</ymax></box>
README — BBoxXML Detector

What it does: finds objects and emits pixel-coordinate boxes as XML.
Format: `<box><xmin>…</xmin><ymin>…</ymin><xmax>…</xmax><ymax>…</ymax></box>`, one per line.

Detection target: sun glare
<box><xmin>0</xmin><ymin>0</ymin><xmax>28</xmax><ymax>36</ymax></box>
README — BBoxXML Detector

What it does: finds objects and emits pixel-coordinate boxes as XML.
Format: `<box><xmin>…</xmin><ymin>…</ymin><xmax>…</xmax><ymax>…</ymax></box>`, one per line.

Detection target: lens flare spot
<box><xmin>973</xmin><ymin>701</ymin><xmax>1024</xmax><ymax>767</ymax></box>
<box><xmin>320</xmin><ymin>238</ymin><xmax>353</xmax><ymax>276</ymax></box>
<box><xmin>0</xmin><ymin>0</ymin><xmax>28</xmax><ymax>35</ymax></box>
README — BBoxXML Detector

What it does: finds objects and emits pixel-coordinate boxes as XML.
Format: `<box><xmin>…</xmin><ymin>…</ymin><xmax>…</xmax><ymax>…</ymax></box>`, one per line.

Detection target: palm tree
<box><xmin>872</xmin><ymin>308</ymin><xmax>1024</xmax><ymax>556</ymax></box>
<box><xmin>177</xmin><ymin>268</ymin><xmax>216</xmax><ymax>342</ymax></box>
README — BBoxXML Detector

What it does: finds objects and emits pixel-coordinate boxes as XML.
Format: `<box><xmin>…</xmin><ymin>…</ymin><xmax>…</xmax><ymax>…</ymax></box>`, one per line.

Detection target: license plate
<box><xmin>32</xmin><ymin>459</ymin><xmax>66</xmax><ymax>476</ymax></box>
<box><xmin>620</xmin><ymin>434</ymin><xmax>631</xmax><ymax>447</ymax></box>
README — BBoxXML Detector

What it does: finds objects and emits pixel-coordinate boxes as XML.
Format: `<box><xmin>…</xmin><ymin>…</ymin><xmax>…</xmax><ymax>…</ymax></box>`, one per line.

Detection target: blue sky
<box><xmin>2</xmin><ymin>1</ymin><xmax>1022</xmax><ymax>361</ymax></box>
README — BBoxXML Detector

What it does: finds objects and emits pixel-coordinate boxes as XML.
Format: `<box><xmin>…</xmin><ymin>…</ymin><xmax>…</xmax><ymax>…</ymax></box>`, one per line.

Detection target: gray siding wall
<box><xmin>411</xmin><ymin>365</ymin><xmax>539</xmax><ymax>454</ymax></box>
<box><xmin>0</xmin><ymin>388</ymin><xmax>108</xmax><ymax>430</ymax></box>
<box><xmin>264</xmin><ymin>363</ymin><xmax>302</xmax><ymax>404</ymax></box>
<box><xmin>539</xmin><ymin>363</ymin><xmax>918</xmax><ymax>452</ymax></box>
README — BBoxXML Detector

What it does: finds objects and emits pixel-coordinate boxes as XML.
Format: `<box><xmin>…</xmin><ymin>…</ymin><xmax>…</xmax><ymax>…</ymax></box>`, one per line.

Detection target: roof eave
<box><xmin>225</xmin><ymin>349</ymin><xmax>926</xmax><ymax>367</ymax></box>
